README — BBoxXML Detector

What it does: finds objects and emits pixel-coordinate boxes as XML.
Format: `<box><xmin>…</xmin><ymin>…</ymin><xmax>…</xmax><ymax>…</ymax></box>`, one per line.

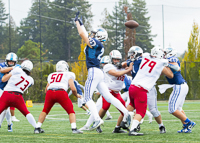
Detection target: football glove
<box><xmin>78</xmin><ymin>16</ymin><xmax>83</xmax><ymax>26</ymax></box>
<box><xmin>74</xmin><ymin>11</ymin><xmax>80</xmax><ymax>22</ymax></box>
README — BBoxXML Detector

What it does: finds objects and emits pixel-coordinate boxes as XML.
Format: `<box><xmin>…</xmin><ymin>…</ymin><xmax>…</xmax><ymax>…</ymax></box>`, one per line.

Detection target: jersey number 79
<box><xmin>140</xmin><ymin>58</ymin><xmax>157</xmax><ymax>73</ymax></box>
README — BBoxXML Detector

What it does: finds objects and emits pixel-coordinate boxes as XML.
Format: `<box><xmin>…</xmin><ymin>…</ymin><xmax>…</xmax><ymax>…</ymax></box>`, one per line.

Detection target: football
<box><xmin>125</xmin><ymin>20</ymin><xmax>139</xmax><ymax>29</ymax></box>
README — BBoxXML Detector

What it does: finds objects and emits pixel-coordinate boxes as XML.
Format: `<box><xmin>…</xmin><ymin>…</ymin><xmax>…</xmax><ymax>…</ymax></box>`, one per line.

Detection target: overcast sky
<box><xmin>2</xmin><ymin>0</ymin><xmax>200</xmax><ymax>55</ymax></box>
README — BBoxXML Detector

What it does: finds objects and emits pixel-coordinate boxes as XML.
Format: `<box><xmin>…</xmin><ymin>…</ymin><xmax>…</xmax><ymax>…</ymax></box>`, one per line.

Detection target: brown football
<box><xmin>125</xmin><ymin>20</ymin><xmax>139</xmax><ymax>29</ymax></box>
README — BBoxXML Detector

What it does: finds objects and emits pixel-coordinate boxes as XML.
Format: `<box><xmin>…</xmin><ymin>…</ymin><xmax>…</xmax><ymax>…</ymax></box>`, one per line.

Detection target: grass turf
<box><xmin>0</xmin><ymin>101</ymin><xmax>199</xmax><ymax>143</ymax></box>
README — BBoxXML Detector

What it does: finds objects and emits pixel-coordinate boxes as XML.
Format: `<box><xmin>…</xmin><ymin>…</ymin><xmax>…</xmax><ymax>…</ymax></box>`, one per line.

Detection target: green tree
<box><xmin>130</xmin><ymin>0</ymin><xmax>154</xmax><ymax>52</ymax></box>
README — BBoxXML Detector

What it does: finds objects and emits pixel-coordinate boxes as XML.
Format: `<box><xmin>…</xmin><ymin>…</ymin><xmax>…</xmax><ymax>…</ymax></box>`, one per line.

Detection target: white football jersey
<box><xmin>103</xmin><ymin>64</ymin><xmax>126</xmax><ymax>91</ymax></box>
<box><xmin>4</xmin><ymin>67</ymin><xmax>34</xmax><ymax>93</ymax></box>
<box><xmin>47</xmin><ymin>71</ymin><xmax>75</xmax><ymax>91</ymax></box>
<box><xmin>131</xmin><ymin>53</ymin><xmax>168</xmax><ymax>91</ymax></box>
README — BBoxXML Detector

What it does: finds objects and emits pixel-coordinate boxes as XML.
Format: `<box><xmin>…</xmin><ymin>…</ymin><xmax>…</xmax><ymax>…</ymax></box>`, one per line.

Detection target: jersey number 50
<box><xmin>140</xmin><ymin>58</ymin><xmax>157</xmax><ymax>73</ymax></box>
<box><xmin>50</xmin><ymin>73</ymin><xmax>63</xmax><ymax>84</ymax></box>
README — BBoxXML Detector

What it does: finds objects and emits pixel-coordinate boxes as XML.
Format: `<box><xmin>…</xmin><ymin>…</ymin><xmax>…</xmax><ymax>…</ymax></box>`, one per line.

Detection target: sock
<box><xmin>71</xmin><ymin>122</ymin><xmax>76</xmax><ymax>129</ymax></box>
<box><xmin>130</xmin><ymin>120</ymin><xmax>139</xmax><ymax>131</ymax></box>
<box><xmin>86</xmin><ymin>110</ymin><xmax>90</xmax><ymax>113</ymax></box>
<box><xmin>37</xmin><ymin>122</ymin><xmax>42</xmax><ymax>128</ymax></box>
<box><xmin>85</xmin><ymin>115</ymin><xmax>94</xmax><ymax>128</ymax></box>
<box><xmin>0</xmin><ymin>110</ymin><xmax>7</xmax><ymax>126</ymax></box>
<box><xmin>146</xmin><ymin>110</ymin><xmax>152</xmax><ymax>117</ymax></box>
<box><xmin>26</xmin><ymin>113</ymin><xmax>37</xmax><ymax>128</ymax></box>
<box><xmin>6</xmin><ymin>108</ymin><xmax>12</xmax><ymax>125</ymax></box>
<box><xmin>106</xmin><ymin>111</ymin><xmax>111</xmax><ymax>117</ymax></box>
<box><xmin>184</xmin><ymin>118</ymin><xmax>190</xmax><ymax>124</ymax></box>
<box><xmin>115</xmin><ymin>125</ymin><xmax>120</xmax><ymax>128</ymax></box>
<box><xmin>86</xmin><ymin>100</ymin><xmax>100</xmax><ymax>121</ymax></box>
<box><xmin>159</xmin><ymin>123</ymin><xmax>164</xmax><ymax>127</ymax></box>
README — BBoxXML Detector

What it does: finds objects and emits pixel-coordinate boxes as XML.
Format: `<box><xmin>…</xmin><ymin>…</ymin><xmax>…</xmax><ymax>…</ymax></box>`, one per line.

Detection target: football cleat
<box><xmin>89</xmin><ymin>119</ymin><xmax>104</xmax><ymax>131</ymax></box>
<box><xmin>120</xmin><ymin>121</ymin><xmax>130</xmax><ymax>131</ymax></box>
<box><xmin>136</xmin><ymin>124</ymin><xmax>141</xmax><ymax>132</ymax></box>
<box><xmin>87</xmin><ymin>111</ymin><xmax>91</xmax><ymax>115</ymax></box>
<box><xmin>177</xmin><ymin>126</ymin><xmax>191</xmax><ymax>133</ymax></box>
<box><xmin>159</xmin><ymin>126</ymin><xmax>166</xmax><ymax>134</ymax></box>
<box><xmin>112</xmin><ymin>127</ymin><xmax>127</xmax><ymax>133</ymax></box>
<box><xmin>79</xmin><ymin>125</ymin><xmax>90</xmax><ymax>131</ymax></box>
<box><xmin>187</xmin><ymin>121</ymin><xmax>196</xmax><ymax>131</ymax></box>
<box><xmin>72</xmin><ymin>128</ymin><xmax>83</xmax><ymax>134</ymax></box>
<box><xmin>128</xmin><ymin>128</ymin><xmax>144</xmax><ymax>136</ymax></box>
<box><xmin>96</xmin><ymin>126</ymin><xmax>102</xmax><ymax>133</ymax></box>
<box><xmin>11</xmin><ymin>116</ymin><xmax>20</xmax><ymax>122</ymax></box>
<box><xmin>8</xmin><ymin>124</ymin><xmax>13</xmax><ymax>132</ymax></box>
<box><xmin>34</xmin><ymin>127</ymin><xmax>45</xmax><ymax>134</ymax></box>
<box><xmin>105</xmin><ymin>115</ymin><xmax>112</xmax><ymax>120</ymax></box>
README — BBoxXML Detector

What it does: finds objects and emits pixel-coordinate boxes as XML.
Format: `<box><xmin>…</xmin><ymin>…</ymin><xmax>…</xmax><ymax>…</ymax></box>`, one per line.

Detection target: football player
<box><xmin>34</xmin><ymin>61</ymin><xmax>82</xmax><ymax>134</ymax></box>
<box><xmin>75</xmin><ymin>12</ymin><xmax>132</xmax><ymax>130</ymax></box>
<box><xmin>0</xmin><ymin>60</ymin><xmax>37</xmax><ymax>132</ymax></box>
<box><xmin>128</xmin><ymin>47</ymin><xmax>177</xmax><ymax>136</ymax></box>
<box><xmin>158</xmin><ymin>47</ymin><xmax>196</xmax><ymax>133</ymax></box>
<box><xmin>68</xmin><ymin>80</ymin><xmax>91</xmax><ymax>115</ymax></box>
<box><xmin>0</xmin><ymin>52</ymin><xmax>19</xmax><ymax>131</ymax></box>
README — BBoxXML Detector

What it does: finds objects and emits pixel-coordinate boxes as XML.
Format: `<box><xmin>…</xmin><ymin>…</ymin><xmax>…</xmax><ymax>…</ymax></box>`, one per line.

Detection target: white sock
<box><xmin>85</xmin><ymin>114</ymin><xmax>94</xmax><ymax>128</ymax></box>
<box><xmin>115</xmin><ymin>125</ymin><xmax>120</xmax><ymax>128</ymax></box>
<box><xmin>106</xmin><ymin>111</ymin><xmax>111</xmax><ymax>116</ymax></box>
<box><xmin>37</xmin><ymin>122</ymin><xmax>42</xmax><ymax>128</ymax></box>
<box><xmin>0</xmin><ymin>110</ymin><xmax>7</xmax><ymax>126</ymax></box>
<box><xmin>26</xmin><ymin>113</ymin><xmax>37</xmax><ymax>128</ymax></box>
<box><xmin>110</xmin><ymin>97</ymin><xmax>128</xmax><ymax>115</ymax></box>
<box><xmin>6</xmin><ymin>108</ymin><xmax>12</xmax><ymax>125</ymax></box>
<box><xmin>71</xmin><ymin>122</ymin><xmax>76</xmax><ymax>129</ymax></box>
<box><xmin>122</xmin><ymin>115</ymin><xmax>127</xmax><ymax>122</ymax></box>
<box><xmin>86</xmin><ymin>110</ymin><xmax>90</xmax><ymax>113</ymax></box>
<box><xmin>159</xmin><ymin>123</ymin><xmax>164</xmax><ymax>127</ymax></box>
<box><xmin>130</xmin><ymin>120</ymin><xmax>140</xmax><ymax>131</ymax></box>
<box><xmin>86</xmin><ymin>100</ymin><xmax>100</xmax><ymax>121</ymax></box>
<box><xmin>146</xmin><ymin>110</ymin><xmax>152</xmax><ymax>117</ymax></box>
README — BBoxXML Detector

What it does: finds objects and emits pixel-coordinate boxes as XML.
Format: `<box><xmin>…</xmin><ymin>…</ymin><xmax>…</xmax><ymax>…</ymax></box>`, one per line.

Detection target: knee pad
<box><xmin>149</xmin><ymin>108</ymin><xmax>160</xmax><ymax>117</ymax></box>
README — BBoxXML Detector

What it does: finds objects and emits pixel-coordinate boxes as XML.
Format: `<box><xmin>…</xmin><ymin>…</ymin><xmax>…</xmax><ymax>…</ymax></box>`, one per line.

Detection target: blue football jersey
<box><xmin>0</xmin><ymin>62</ymin><xmax>8</xmax><ymax>89</ymax></box>
<box><xmin>84</xmin><ymin>38</ymin><xmax>104</xmax><ymax>69</ymax></box>
<box><xmin>166</xmin><ymin>56</ymin><xmax>185</xmax><ymax>84</ymax></box>
<box><xmin>123</xmin><ymin>75</ymin><xmax>132</xmax><ymax>92</ymax></box>
<box><xmin>127</xmin><ymin>57</ymin><xmax>142</xmax><ymax>79</ymax></box>
<box><xmin>74</xmin><ymin>80</ymin><xmax>83</xmax><ymax>95</ymax></box>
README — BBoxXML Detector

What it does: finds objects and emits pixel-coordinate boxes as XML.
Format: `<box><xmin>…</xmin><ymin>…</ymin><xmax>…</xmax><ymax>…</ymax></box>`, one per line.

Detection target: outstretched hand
<box><xmin>74</xmin><ymin>11</ymin><xmax>80</xmax><ymax>22</ymax></box>
<box><xmin>78</xmin><ymin>16</ymin><xmax>83</xmax><ymax>26</ymax></box>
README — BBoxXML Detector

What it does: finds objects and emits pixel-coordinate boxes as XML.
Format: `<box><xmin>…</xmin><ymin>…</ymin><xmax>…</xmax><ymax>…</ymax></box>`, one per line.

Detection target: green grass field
<box><xmin>0</xmin><ymin>101</ymin><xmax>200</xmax><ymax>143</ymax></box>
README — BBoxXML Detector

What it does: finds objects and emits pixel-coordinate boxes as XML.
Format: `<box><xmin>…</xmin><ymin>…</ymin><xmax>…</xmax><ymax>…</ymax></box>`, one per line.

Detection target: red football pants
<box><xmin>129</xmin><ymin>85</ymin><xmax>148</xmax><ymax>118</ymax></box>
<box><xmin>102</xmin><ymin>90</ymin><xmax>126</xmax><ymax>115</ymax></box>
<box><xmin>42</xmin><ymin>90</ymin><xmax>75</xmax><ymax>115</ymax></box>
<box><xmin>0</xmin><ymin>91</ymin><xmax>30</xmax><ymax>116</ymax></box>
<box><xmin>10</xmin><ymin>107</ymin><xmax>15</xmax><ymax>110</ymax></box>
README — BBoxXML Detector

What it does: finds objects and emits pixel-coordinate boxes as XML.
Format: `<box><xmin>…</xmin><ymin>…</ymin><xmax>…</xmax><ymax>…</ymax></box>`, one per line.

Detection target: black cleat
<box><xmin>120</xmin><ymin>121</ymin><xmax>130</xmax><ymax>131</ymax></box>
<box><xmin>72</xmin><ymin>128</ymin><xmax>83</xmax><ymax>134</ymax></box>
<box><xmin>136</xmin><ymin>124</ymin><xmax>141</xmax><ymax>132</ymax></box>
<box><xmin>96</xmin><ymin>126</ymin><xmax>102</xmax><ymax>133</ymax></box>
<box><xmin>34</xmin><ymin>127</ymin><xmax>45</xmax><ymax>134</ymax></box>
<box><xmin>128</xmin><ymin>128</ymin><xmax>143</xmax><ymax>136</ymax></box>
<box><xmin>112</xmin><ymin>127</ymin><xmax>127</xmax><ymax>133</ymax></box>
<box><xmin>159</xmin><ymin>126</ymin><xmax>166</xmax><ymax>134</ymax></box>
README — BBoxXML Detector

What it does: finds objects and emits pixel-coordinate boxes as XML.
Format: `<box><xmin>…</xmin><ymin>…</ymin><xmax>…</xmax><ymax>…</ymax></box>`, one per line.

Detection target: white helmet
<box><xmin>56</xmin><ymin>60</ymin><xmax>69</xmax><ymax>72</ymax></box>
<box><xmin>91</xmin><ymin>28</ymin><xmax>108</xmax><ymax>42</ymax></box>
<box><xmin>5</xmin><ymin>52</ymin><xmax>18</xmax><ymax>67</ymax></box>
<box><xmin>128</xmin><ymin>46</ymin><xmax>143</xmax><ymax>60</ymax></box>
<box><xmin>100</xmin><ymin>56</ymin><xmax>110</xmax><ymax>64</ymax></box>
<box><xmin>21</xmin><ymin>60</ymin><xmax>33</xmax><ymax>72</ymax></box>
<box><xmin>109</xmin><ymin>50</ymin><xmax>122</xmax><ymax>66</ymax></box>
<box><xmin>151</xmin><ymin>47</ymin><xmax>164</xmax><ymax>59</ymax></box>
<box><xmin>164</xmin><ymin>47</ymin><xmax>177</xmax><ymax>59</ymax></box>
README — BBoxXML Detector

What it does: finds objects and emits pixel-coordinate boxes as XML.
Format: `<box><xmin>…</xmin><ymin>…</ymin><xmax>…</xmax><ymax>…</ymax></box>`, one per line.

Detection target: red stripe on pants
<box><xmin>0</xmin><ymin>91</ymin><xmax>30</xmax><ymax>116</ymax></box>
<box><xmin>129</xmin><ymin>85</ymin><xmax>147</xmax><ymax>118</ymax></box>
<box><xmin>102</xmin><ymin>90</ymin><xmax>125</xmax><ymax>115</ymax></box>
<box><xmin>42</xmin><ymin>90</ymin><xmax>75</xmax><ymax>115</ymax></box>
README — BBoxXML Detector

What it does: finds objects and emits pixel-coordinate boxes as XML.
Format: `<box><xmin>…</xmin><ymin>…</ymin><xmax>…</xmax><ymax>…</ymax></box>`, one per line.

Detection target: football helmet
<box><xmin>91</xmin><ymin>28</ymin><xmax>108</xmax><ymax>42</ymax></box>
<box><xmin>128</xmin><ymin>46</ymin><xmax>143</xmax><ymax>60</ymax></box>
<box><xmin>109</xmin><ymin>50</ymin><xmax>122</xmax><ymax>68</ymax></box>
<box><xmin>5</xmin><ymin>52</ymin><xmax>18</xmax><ymax>67</ymax></box>
<box><xmin>164</xmin><ymin>47</ymin><xmax>177</xmax><ymax>59</ymax></box>
<box><xmin>100</xmin><ymin>56</ymin><xmax>110</xmax><ymax>64</ymax></box>
<box><xmin>21</xmin><ymin>60</ymin><xmax>33</xmax><ymax>72</ymax></box>
<box><xmin>56</xmin><ymin>60</ymin><xmax>69</xmax><ymax>72</ymax></box>
<box><xmin>151</xmin><ymin>47</ymin><xmax>164</xmax><ymax>59</ymax></box>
